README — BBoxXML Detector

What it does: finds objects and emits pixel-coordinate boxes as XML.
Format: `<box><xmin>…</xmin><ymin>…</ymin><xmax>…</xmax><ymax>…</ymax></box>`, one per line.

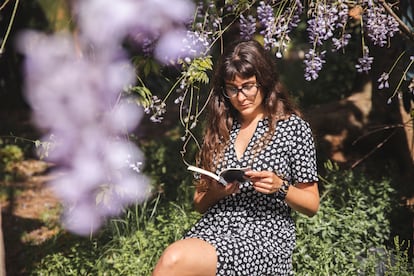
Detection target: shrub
<box><xmin>293</xmin><ymin>169</ymin><xmax>413</xmax><ymax>275</ymax></box>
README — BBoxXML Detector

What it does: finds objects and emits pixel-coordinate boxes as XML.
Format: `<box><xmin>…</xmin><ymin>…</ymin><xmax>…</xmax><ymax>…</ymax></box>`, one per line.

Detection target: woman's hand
<box><xmin>193</xmin><ymin>176</ymin><xmax>240</xmax><ymax>213</ymax></box>
<box><xmin>244</xmin><ymin>170</ymin><xmax>283</xmax><ymax>194</ymax></box>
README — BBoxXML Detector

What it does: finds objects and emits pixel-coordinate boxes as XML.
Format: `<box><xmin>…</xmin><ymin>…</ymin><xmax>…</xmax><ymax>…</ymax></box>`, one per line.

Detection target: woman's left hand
<box><xmin>244</xmin><ymin>170</ymin><xmax>283</xmax><ymax>194</ymax></box>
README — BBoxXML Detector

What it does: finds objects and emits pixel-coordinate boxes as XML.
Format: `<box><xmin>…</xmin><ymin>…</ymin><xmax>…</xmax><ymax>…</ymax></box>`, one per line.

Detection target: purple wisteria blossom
<box><xmin>145</xmin><ymin>95</ymin><xmax>167</xmax><ymax>123</ymax></box>
<box><xmin>336</xmin><ymin>0</ymin><xmax>349</xmax><ymax>28</ymax></box>
<box><xmin>17</xmin><ymin>0</ymin><xmax>196</xmax><ymax>235</ymax></box>
<box><xmin>377</xmin><ymin>72</ymin><xmax>390</xmax><ymax>89</ymax></box>
<box><xmin>195</xmin><ymin>1</ymin><xmax>222</xmax><ymax>37</ymax></box>
<box><xmin>181</xmin><ymin>31</ymin><xmax>211</xmax><ymax>59</ymax></box>
<box><xmin>257</xmin><ymin>0</ymin><xmax>303</xmax><ymax>56</ymax></box>
<box><xmin>304</xmin><ymin>49</ymin><xmax>326</xmax><ymax>81</ymax></box>
<box><xmin>307</xmin><ymin>2</ymin><xmax>338</xmax><ymax>46</ymax></box>
<box><xmin>18</xmin><ymin>31</ymin><xmax>149</xmax><ymax>235</ymax></box>
<box><xmin>240</xmin><ymin>14</ymin><xmax>256</xmax><ymax>41</ymax></box>
<box><xmin>409</xmin><ymin>78</ymin><xmax>414</xmax><ymax>96</ymax></box>
<box><xmin>76</xmin><ymin>0</ymin><xmax>194</xmax><ymax>47</ymax></box>
<box><xmin>257</xmin><ymin>2</ymin><xmax>276</xmax><ymax>50</ymax></box>
<box><xmin>332</xmin><ymin>33</ymin><xmax>352</xmax><ymax>52</ymax></box>
<box><xmin>364</xmin><ymin>4</ymin><xmax>399</xmax><ymax>47</ymax></box>
<box><xmin>356</xmin><ymin>46</ymin><xmax>374</xmax><ymax>73</ymax></box>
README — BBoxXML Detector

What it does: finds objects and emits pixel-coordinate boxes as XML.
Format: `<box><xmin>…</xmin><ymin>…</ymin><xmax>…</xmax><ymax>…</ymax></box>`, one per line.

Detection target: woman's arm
<box><xmin>193</xmin><ymin>179</ymin><xmax>240</xmax><ymax>213</ymax></box>
<box><xmin>284</xmin><ymin>182</ymin><xmax>319</xmax><ymax>217</ymax></box>
<box><xmin>245</xmin><ymin>170</ymin><xmax>319</xmax><ymax>217</ymax></box>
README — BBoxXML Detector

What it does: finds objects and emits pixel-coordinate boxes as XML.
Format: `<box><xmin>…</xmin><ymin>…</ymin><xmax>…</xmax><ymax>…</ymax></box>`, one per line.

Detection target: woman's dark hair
<box><xmin>197</xmin><ymin>40</ymin><xmax>299</xmax><ymax>188</ymax></box>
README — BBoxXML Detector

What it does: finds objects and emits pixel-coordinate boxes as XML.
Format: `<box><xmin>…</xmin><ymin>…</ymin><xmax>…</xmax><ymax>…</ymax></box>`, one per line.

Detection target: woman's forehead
<box><xmin>225</xmin><ymin>75</ymin><xmax>256</xmax><ymax>84</ymax></box>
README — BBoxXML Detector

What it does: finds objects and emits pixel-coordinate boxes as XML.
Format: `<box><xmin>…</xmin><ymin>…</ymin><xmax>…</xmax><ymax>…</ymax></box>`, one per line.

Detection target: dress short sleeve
<box><xmin>289</xmin><ymin>117</ymin><xmax>319</xmax><ymax>184</ymax></box>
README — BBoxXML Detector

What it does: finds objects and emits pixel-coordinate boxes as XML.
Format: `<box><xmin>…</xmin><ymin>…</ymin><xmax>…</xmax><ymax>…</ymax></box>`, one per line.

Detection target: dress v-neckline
<box><xmin>233</xmin><ymin>118</ymin><xmax>266</xmax><ymax>162</ymax></box>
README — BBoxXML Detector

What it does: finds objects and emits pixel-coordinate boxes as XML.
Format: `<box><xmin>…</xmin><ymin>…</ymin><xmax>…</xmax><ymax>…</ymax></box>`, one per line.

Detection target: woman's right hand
<box><xmin>203</xmin><ymin>174</ymin><xmax>240</xmax><ymax>195</ymax></box>
<box><xmin>194</xmin><ymin>177</ymin><xmax>240</xmax><ymax>213</ymax></box>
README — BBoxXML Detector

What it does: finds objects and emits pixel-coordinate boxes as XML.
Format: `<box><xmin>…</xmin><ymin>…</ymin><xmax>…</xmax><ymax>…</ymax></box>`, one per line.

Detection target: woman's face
<box><xmin>225</xmin><ymin>75</ymin><xmax>265</xmax><ymax>122</ymax></box>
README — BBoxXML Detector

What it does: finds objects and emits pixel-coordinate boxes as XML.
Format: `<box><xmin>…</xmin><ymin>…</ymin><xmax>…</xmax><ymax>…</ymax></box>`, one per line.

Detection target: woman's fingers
<box><xmin>245</xmin><ymin>170</ymin><xmax>282</xmax><ymax>194</ymax></box>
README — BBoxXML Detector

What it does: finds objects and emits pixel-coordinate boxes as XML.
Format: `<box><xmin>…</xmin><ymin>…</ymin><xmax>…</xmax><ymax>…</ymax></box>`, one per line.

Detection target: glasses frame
<box><xmin>222</xmin><ymin>82</ymin><xmax>260</xmax><ymax>99</ymax></box>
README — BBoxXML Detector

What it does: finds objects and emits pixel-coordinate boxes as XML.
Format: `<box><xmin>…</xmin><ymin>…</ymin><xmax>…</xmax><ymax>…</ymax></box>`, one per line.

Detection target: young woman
<box><xmin>153</xmin><ymin>40</ymin><xmax>320</xmax><ymax>276</ymax></box>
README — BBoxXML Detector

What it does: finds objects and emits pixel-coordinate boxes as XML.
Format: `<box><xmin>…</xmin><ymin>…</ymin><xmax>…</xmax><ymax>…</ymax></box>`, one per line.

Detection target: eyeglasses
<box><xmin>223</xmin><ymin>82</ymin><xmax>260</xmax><ymax>99</ymax></box>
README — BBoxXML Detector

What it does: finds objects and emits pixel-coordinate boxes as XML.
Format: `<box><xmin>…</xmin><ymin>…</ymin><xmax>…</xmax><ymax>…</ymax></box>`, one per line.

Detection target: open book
<box><xmin>187</xmin><ymin>165</ymin><xmax>250</xmax><ymax>186</ymax></box>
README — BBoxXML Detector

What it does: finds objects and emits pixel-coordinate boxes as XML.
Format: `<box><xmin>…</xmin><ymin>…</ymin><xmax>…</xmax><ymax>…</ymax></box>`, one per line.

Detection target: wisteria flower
<box><xmin>364</xmin><ymin>5</ymin><xmax>399</xmax><ymax>47</ymax></box>
<box><xmin>17</xmin><ymin>0</ymin><xmax>196</xmax><ymax>236</ymax></box>
<box><xmin>304</xmin><ymin>49</ymin><xmax>326</xmax><ymax>81</ymax></box>
<box><xmin>409</xmin><ymin>78</ymin><xmax>414</xmax><ymax>95</ymax></box>
<box><xmin>377</xmin><ymin>72</ymin><xmax>390</xmax><ymax>89</ymax></box>
<box><xmin>332</xmin><ymin>33</ymin><xmax>352</xmax><ymax>52</ymax></box>
<box><xmin>355</xmin><ymin>46</ymin><xmax>374</xmax><ymax>73</ymax></box>
<box><xmin>307</xmin><ymin>2</ymin><xmax>338</xmax><ymax>46</ymax></box>
<box><xmin>257</xmin><ymin>0</ymin><xmax>302</xmax><ymax>54</ymax></box>
<box><xmin>239</xmin><ymin>14</ymin><xmax>256</xmax><ymax>41</ymax></box>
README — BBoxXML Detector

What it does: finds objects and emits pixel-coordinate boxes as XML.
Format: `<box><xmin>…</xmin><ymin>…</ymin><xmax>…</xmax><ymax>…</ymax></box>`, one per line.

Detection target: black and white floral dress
<box><xmin>184</xmin><ymin>114</ymin><xmax>318</xmax><ymax>276</ymax></box>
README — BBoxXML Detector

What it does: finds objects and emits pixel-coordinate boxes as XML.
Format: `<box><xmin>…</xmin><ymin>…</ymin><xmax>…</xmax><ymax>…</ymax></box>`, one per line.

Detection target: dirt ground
<box><xmin>1</xmin><ymin>160</ymin><xmax>61</xmax><ymax>276</ymax></box>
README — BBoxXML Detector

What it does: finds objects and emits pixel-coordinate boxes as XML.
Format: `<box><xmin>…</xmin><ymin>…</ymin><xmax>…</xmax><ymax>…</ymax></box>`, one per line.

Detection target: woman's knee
<box><xmin>155</xmin><ymin>243</ymin><xmax>185</xmax><ymax>271</ymax></box>
<box><xmin>153</xmin><ymin>238</ymin><xmax>217</xmax><ymax>276</ymax></box>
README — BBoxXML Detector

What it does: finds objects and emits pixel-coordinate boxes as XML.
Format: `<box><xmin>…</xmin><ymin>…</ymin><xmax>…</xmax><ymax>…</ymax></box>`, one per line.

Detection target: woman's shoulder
<box><xmin>277</xmin><ymin>114</ymin><xmax>311</xmax><ymax>129</ymax></box>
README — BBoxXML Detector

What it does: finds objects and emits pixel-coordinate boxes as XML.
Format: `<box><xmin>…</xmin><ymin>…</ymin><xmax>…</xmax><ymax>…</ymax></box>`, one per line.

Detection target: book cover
<box><xmin>187</xmin><ymin>165</ymin><xmax>250</xmax><ymax>185</ymax></box>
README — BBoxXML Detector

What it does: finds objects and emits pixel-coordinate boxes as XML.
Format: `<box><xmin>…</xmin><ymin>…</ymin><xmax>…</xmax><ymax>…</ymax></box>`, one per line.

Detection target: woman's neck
<box><xmin>239</xmin><ymin>112</ymin><xmax>266</xmax><ymax>128</ymax></box>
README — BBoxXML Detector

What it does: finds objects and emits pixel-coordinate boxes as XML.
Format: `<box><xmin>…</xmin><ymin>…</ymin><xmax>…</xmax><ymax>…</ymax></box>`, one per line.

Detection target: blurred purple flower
<box><xmin>17</xmin><ymin>0</ymin><xmax>196</xmax><ymax>235</ymax></box>
<box><xmin>76</xmin><ymin>0</ymin><xmax>194</xmax><ymax>47</ymax></box>
<box><xmin>154</xmin><ymin>29</ymin><xmax>210</xmax><ymax>64</ymax></box>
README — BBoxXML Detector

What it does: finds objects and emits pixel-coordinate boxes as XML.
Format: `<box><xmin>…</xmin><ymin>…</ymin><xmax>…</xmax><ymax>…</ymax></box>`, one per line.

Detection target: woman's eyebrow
<box><xmin>225</xmin><ymin>81</ymin><xmax>256</xmax><ymax>86</ymax></box>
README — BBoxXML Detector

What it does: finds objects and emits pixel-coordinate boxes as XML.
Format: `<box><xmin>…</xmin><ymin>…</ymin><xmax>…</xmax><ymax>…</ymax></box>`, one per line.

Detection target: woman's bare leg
<box><xmin>152</xmin><ymin>238</ymin><xmax>217</xmax><ymax>276</ymax></box>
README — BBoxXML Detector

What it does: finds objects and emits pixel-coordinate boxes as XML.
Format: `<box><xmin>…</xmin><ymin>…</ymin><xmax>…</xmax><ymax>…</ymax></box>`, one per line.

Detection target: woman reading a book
<box><xmin>153</xmin><ymin>40</ymin><xmax>319</xmax><ymax>276</ymax></box>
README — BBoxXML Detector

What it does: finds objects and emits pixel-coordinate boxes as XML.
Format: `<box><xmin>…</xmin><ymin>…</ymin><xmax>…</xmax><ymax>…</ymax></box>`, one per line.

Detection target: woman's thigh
<box><xmin>152</xmin><ymin>238</ymin><xmax>217</xmax><ymax>276</ymax></box>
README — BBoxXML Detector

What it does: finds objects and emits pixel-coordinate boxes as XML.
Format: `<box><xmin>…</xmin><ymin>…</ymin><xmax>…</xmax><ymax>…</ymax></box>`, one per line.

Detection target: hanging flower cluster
<box><xmin>197</xmin><ymin>0</ymin><xmax>399</xmax><ymax>82</ymax></box>
<box><xmin>18</xmin><ymin>0</ymin><xmax>196</xmax><ymax>235</ymax></box>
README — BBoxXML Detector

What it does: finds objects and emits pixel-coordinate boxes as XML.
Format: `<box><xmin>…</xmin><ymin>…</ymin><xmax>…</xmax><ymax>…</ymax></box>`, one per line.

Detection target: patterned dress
<box><xmin>184</xmin><ymin>114</ymin><xmax>318</xmax><ymax>276</ymax></box>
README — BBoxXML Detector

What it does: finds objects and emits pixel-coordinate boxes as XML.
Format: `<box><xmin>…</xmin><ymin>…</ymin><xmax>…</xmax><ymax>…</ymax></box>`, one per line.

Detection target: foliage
<box><xmin>0</xmin><ymin>143</ymin><xmax>24</xmax><ymax>180</ymax></box>
<box><xmin>32</xmin><ymin>169</ymin><xmax>413</xmax><ymax>275</ymax></box>
<box><xmin>94</xmin><ymin>201</ymin><xmax>200</xmax><ymax>275</ymax></box>
<box><xmin>33</xmin><ymin>199</ymin><xmax>200</xmax><ymax>275</ymax></box>
<box><xmin>137</xmin><ymin>128</ymin><xmax>198</xmax><ymax>203</ymax></box>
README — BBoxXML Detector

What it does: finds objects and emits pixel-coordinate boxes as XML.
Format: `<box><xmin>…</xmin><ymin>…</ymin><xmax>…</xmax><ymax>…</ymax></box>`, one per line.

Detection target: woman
<box><xmin>153</xmin><ymin>40</ymin><xmax>319</xmax><ymax>276</ymax></box>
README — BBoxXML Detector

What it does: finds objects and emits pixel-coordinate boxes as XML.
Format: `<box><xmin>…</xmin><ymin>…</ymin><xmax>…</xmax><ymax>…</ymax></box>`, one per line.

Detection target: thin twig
<box><xmin>0</xmin><ymin>0</ymin><xmax>10</xmax><ymax>10</ymax></box>
<box><xmin>350</xmin><ymin>129</ymin><xmax>397</xmax><ymax>169</ymax></box>
<box><xmin>352</xmin><ymin>119</ymin><xmax>413</xmax><ymax>145</ymax></box>
<box><xmin>0</xmin><ymin>0</ymin><xmax>19</xmax><ymax>55</ymax></box>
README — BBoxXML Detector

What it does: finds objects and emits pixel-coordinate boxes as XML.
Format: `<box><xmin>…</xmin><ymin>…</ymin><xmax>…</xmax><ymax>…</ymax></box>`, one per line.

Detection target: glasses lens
<box><xmin>242</xmin><ymin>83</ymin><xmax>257</xmax><ymax>95</ymax></box>
<box><xmin>224</xmin><ymin>83</ymin><xmax>258</xmax><ymax>98</ymax></box>
<box><xmin>225</xmin><ymin>86</ymin><xmax>238</xmax><ymax>97</ymax></box>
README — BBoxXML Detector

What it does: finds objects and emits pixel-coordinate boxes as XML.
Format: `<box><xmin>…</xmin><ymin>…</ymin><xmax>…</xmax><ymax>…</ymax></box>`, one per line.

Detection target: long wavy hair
<box><xmin>197</xmin><ymin>40</ymin><xmax>299</xmax><ymax>188</ymax></box>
